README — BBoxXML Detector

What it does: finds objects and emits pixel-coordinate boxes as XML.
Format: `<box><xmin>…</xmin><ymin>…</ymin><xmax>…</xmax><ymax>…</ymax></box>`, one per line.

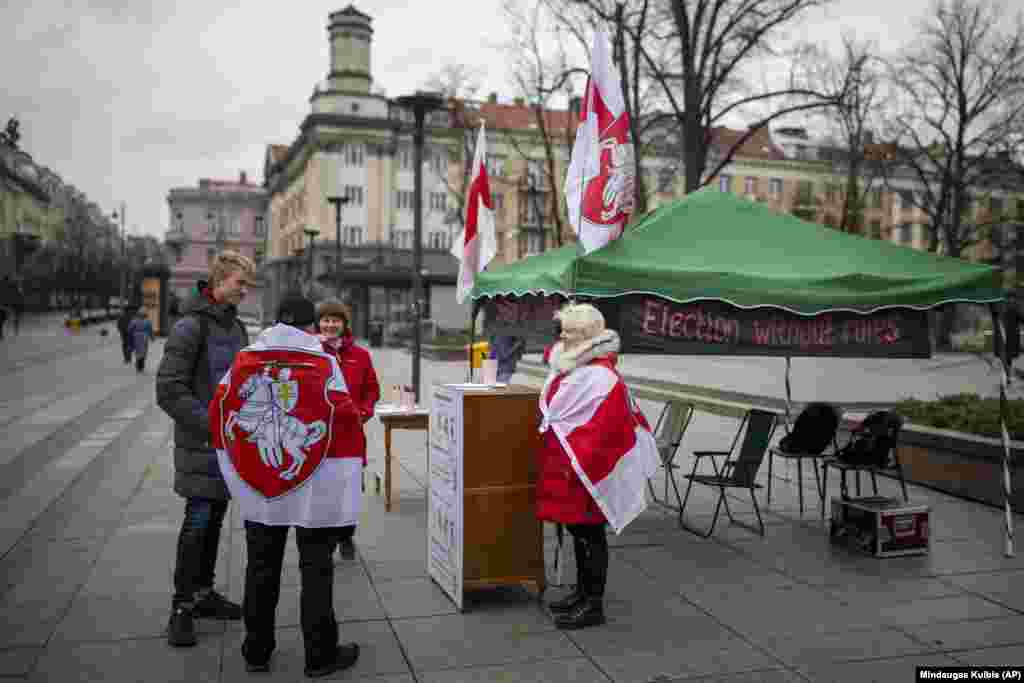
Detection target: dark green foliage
<box><xmin>896</xmin><ymin>393</ymin><xmax>1024</xmax><ymax>441</ymax></box>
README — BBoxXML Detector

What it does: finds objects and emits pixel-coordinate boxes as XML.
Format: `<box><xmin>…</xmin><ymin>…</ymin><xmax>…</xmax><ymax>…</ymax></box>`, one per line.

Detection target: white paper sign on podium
<box><xmin>427</xmin><ymin>384</ymin><xmax>464</xmax><ymax>609</ymax></box>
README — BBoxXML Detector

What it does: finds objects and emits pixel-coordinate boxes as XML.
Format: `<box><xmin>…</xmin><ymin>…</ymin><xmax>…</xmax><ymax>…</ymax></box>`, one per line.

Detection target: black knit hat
<box><xmin>276</xmin><ymin>295</ymin><xmax>316</xmax><ymax>328</ymax></box>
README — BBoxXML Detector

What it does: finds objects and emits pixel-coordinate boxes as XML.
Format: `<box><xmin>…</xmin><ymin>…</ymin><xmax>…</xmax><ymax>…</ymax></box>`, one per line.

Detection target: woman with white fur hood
<box><xmin>536</xmin><ymin>303</ymin><xmax>658</xmax><ymax>629</ymax></box>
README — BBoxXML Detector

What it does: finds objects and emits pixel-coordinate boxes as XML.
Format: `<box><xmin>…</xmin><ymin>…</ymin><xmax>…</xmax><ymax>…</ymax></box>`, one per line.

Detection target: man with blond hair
<box><xmin>157</xmin><ymin>250</ymin><xmax>256</xmax><ymax>647</ymax></box>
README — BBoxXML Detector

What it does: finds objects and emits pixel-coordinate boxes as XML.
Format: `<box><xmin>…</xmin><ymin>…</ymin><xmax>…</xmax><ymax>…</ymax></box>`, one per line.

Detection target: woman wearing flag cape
<box><xmin>537</xmin><ymin>303</ymin><xmax>658</xmax><ymax>629</ymax></box>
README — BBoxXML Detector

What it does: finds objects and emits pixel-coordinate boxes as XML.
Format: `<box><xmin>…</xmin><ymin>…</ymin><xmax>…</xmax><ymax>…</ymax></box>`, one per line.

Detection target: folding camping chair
<box><xmin>821</xmin><ymin>410</ymin><xmax>908</xmax><ymax>502</ymax></box>
<box><xmin>646</xmin><ymin>400</ymin><xmax>696</xmax><ymax>511</ymax></box>
<box><xmin>767</xmin><ymin>402</ymin><xmax>843</xmax><ymax>518</ymax></box>
<box><xmin>679</xmin><ymin>408</ymin><xmax>779</xmax><ymax>538</ymax></box>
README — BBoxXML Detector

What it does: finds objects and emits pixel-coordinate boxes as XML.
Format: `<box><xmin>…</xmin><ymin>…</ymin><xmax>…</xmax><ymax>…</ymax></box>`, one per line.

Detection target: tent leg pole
<box><xmin>992</xmin><ymin>303</ymin><xmax>1014</xmax><ymax>558</ymax></box>
<box><xmin>468</xmin><ymin>301</ymin><xmax>477</xmax><ymax>383</ymax></box>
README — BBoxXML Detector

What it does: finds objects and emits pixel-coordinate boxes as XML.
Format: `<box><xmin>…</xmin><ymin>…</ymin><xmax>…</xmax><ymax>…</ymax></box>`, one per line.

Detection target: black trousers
<box><xmin>172</xmin><ymin>497</ymin><xmax>228</xmax><ymax>606</ymax></box>
<box><xmin>242</xmin><ymin>521</ymin><xmax>342</xmax><ymax>667</ymax></box>
<box><xmin>119</xmin><ymin>334</ymin><xmax>131</xmax><ymax>363</ymax></box>
<box><xmin>567</xmin><ymin>523</ymin><xmax>608</xmax><ymax>599</ymax></box>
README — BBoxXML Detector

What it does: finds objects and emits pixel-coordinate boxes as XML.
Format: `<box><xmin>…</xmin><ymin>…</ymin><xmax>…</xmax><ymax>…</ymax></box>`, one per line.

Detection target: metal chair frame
<box><xmin>679</xmin><ymin>409</ymin><xmax>779</xmax><ymax>538</ymax></box>
<box><xmin>646</xmin><ymin>400</ymin><xmax>696</xmax><ymax>512</ymax></box>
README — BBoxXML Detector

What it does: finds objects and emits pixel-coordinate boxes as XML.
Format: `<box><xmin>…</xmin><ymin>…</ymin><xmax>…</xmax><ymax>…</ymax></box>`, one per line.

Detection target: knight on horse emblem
<box><xmin>216</xmin><ymin>354</ymin><xmax>336</xmax><ymax>499</ymax></box>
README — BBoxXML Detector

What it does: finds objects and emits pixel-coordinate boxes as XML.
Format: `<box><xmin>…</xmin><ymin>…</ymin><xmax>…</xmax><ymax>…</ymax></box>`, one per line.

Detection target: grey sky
<box><xmin>1</xmin><ymin>0</ymin><xmax>931</xmax><ymax>239</ymax></box>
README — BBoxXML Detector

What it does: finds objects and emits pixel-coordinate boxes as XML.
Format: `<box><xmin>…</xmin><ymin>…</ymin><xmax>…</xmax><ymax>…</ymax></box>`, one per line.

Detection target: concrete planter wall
<box><xmin>895</xmin><ymin>423</ymin><xmax>1024</xmax><ymax>512</ymax></box>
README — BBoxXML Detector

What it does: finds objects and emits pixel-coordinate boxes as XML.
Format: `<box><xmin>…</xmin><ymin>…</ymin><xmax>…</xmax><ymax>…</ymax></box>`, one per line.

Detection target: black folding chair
<box><xmin>821</xmin><ymin>411</ymin><xmax>908</xmax><ymax>502</ymax></box>
<box><xmin>767</xmin><ymin>402</ymin><xmax>842</xmax><ymax>517</ymax></box>
<box><xmin>647</xmin><ymin>400</ymin><xmax>696</xmax><ymax>512</ymax></box>
<box><xmin>679</xmin><ymin>408</ymin><xmax>779</xmax><ymax>538</ymax></box>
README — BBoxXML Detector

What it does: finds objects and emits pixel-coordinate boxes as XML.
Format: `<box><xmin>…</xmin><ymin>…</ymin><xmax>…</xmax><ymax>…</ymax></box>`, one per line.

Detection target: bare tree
<box><xmin>884</xmin><ymin>0</ymin><xmax>1024</xmax><ymax>259</ymax></box>
<box><xmin>423</xmin><ymin>62</ymin><xmax>486</xmax><ymax>101</ymax></box>
<box><xmin>809</xmin><ymin>36</ymin><xmax>890</xmax><ymax>233</ymax></box>
<box><xmin>604</xmin><ymin>0</ymin><xmax>847</xmax><ymax>194</ymax></box>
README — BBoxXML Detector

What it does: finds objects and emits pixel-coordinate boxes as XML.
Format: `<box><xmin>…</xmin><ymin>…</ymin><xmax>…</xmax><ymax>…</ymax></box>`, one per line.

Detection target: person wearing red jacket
<box><xmin>316</xmin><ymin>300</ymin><xmax>380</xmax><ymax>561</ymax></box>
<box><xmin>536</xmin><ymin>303</ymin><xmax>657</xmax><ymax>630</ymax></box>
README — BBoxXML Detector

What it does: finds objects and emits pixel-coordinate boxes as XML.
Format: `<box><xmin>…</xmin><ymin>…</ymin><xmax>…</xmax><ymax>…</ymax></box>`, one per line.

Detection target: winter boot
<box><xmin>548</xmin><ymin>535</ymin><xmax>586</xmax><ymax>613</ymax></box>
<box><xmin>166</xmin><ymin>605</ymin><xmax>197</xmax><ymax>647</ymax></box>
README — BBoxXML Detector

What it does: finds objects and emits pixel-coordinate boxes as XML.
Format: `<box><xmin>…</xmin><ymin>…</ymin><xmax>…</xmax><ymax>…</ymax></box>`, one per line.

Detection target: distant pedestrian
<box><xmin>489</xmin><ymin>334</ymin><xmax>525</xmax><ymax>383</ymax></box>
<box><xmin>117</xmin><ymin>307</ymin><xmax>134</xmax><ymax>364</ymax></box>
<box><xmin>317</xmin><ymin>299</ymin><xmax>380</xmax><ymax>561</ymax></box>
<box><xmin>156</xmin><ymin>251</ymin><xmax>255</xmax><ymax>648</ymax></box>
<box><xmin>127</xmin><ymin>309</ymin><xmax>154</xmax><ymax>373</ymax></box>
<box><xmin>211</xmin><ymin>295</ymin><xmax>363</xmax><ymax>676</ymax></box>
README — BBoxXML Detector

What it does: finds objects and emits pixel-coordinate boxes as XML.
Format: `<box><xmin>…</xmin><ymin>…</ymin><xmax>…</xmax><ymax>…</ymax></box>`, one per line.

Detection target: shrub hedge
<box><xmin>895</xmin><ymin>393</ymin><xmax>1024</xmax><ymax>441</ymax></box>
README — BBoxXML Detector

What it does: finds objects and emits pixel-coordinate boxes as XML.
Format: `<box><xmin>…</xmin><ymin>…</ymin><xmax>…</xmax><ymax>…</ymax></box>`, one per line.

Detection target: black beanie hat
<box><xmin>276</xmin><ymin>295</ymin><xmax>316</xmax><ymax>328</ymax></box>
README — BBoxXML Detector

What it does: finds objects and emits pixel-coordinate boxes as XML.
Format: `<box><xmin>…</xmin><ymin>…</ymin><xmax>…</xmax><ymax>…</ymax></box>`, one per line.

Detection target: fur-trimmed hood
<box><xmin>547</xmin><ymin>329</ymin><xmax>620</xmax><ymax>373</ymax></box>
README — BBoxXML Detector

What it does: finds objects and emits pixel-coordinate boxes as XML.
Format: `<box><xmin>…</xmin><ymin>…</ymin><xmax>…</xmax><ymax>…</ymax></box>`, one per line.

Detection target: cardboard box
<box><xmin>829</xmin><ymin>497</ymin><xmax>930</xmax><ymax>557</ymax></box>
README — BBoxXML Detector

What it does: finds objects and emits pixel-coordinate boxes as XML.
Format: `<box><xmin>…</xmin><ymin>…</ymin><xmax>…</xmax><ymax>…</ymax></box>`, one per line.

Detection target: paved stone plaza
<box><xmin>2</xmin><ymin>315</ymin><xmax>1024</xmax><ymax>681</ymax></box>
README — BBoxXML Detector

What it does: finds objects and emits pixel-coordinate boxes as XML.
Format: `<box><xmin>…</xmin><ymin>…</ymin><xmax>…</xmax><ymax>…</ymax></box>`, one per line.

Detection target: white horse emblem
<box><xmin>225</xmin><ymin>366</ymin><xmax>326</xmax><ymax>481</ymax></box>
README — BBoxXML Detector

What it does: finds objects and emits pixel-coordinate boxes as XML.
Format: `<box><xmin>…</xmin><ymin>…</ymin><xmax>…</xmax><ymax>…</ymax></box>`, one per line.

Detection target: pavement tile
<box><xmin>950</xmin><ymin>644</ymin><xmax>1024</xmax><ymax>666</ymax></box>
<box><xmin>681</xmin><ymin>669</ymin><xmax>809</xmax><ymax>682</ymax></box>
<box><xmin>220</xmin><ymin>620</ymin><xmax>410</xmax><ymax>682</ymax></box>
<box><xmin>0</xmin><ymin>646</ymin><xmax>43</xmax><ymax>677</ymax></box>
<box><xmin>390</xmin><ymin>611</ymin><xmax>576</xmax><ymax>673</ymax></box>
<box><xmin>945</xmin><ymin>569</ymin><xmax>1024</xmax><ymax>595</ymax></box>
<box><xmin>50</xmin><ymin>593</ymin><xmax>227</xmax><ymax>644</ymax></box>
<box><xmin>900</xmin><ymin>615</ymin><xmax>1024</xmax><ymax>651</ymax></box>
<box><xmin>803</xmin><ymin>653</ymin><xmax>963</xmax><ymax>683</ymax></box>
<box><xmin>28</xmin><ymin>636</ymin><xmax>222</xmax><ymax>683</ymax></box>
<box><xmin>870</xmin><ymin>594</ymin><xmax>1019</xmax><ymax>627</ymax></box>
<box><xmin>418</xmin><ymin>656</ymin><xmax>610</xmax><ymax>683</ymax></box>
<box><xmin>751</xmin><ymin>626</ymin><xmax>936</xmax><ymax>670</ymax></box>
<box><xmin>375</xmin><ymin>577</ymin><xmax>461</xmax><ymax>618</ymax></box>
<box><xmin>585</xmin><ymin>636</ymin><xmax>780</xmax><ymax>683</ymax></box>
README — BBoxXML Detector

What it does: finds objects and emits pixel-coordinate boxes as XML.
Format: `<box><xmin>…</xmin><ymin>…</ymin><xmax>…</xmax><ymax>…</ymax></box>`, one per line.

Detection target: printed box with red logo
<box><xmin>830</xmin><ymin>497</ymin><xmax>930</xmax><ymax>558</ymax></box>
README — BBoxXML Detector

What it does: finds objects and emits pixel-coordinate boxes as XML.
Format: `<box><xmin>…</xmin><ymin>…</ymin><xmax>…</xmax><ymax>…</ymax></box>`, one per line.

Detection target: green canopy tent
<box><xmin>472</xmin><ymin>188</ymin><xmax>1015</xmax><ymax>554</ymax></box>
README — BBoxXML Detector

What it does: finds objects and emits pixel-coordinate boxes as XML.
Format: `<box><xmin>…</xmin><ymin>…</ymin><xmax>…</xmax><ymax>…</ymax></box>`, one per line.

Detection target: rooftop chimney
<box><xmin>488</xmin><ymin>92</ymin><xmax>498</xmax><ymax>104</ymax></box>
<box><xmin>239</xmin><ymin>170</ymin><xmax>247</xmax><ymax>184</ymax></box>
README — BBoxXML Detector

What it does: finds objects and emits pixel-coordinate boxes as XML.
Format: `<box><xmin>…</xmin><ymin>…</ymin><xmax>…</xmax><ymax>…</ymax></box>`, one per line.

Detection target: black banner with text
<box><xmin>482</xmin><ymin>294</ymin><xmax>932</xmax><ymax>358</ymax></box>
<box><xmin>615</xmin><ymin>295</ymin><xmax>932</xmax><ymax>358</ymax></box>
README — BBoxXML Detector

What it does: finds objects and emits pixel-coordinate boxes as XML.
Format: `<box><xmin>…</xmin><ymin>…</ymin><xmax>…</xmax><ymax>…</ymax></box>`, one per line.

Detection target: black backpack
<box><xmin>837</xmin><ymin>411</ymin><xmax>903</xmax><ymax>469</ymax></box>
<box><xmin>778</xmin><ymin>402</ymin><xmax>841</xmax><ymax>456</ymax></box>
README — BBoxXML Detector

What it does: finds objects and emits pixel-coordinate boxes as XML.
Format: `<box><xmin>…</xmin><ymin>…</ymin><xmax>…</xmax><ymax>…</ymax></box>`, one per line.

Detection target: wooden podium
<box><xmin>428</xmin><ymin>384</ymin><xmax>546</xmax><ymax>610</ymax></box>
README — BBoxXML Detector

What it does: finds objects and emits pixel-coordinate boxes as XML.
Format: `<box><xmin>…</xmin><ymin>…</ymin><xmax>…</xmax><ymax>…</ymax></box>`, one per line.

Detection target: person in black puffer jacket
<box><xmin>156</xmin><ymin>251</ymin><xmax>254</xmax><ymax>648</ymax></box>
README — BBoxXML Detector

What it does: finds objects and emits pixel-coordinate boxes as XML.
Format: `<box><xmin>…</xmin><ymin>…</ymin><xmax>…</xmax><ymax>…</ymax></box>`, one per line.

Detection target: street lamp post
<box><xmin>303</xmin><ymin>226</ymin><xmax>320</xmax><ymax>297</ymax></box>
<box><xmin>326</xmin><ymin>195</ymin><xmax>351</xmax><ymax>300</ymax></box>
<box><xmin>112</xmin><ymin>203</ymin><xmax>126</xmax><ymax>306</ymax></box>
<box><xmin>395</xmin><ymin>90</ymin><xmax>445</xmax><ymax>404</ymax></box>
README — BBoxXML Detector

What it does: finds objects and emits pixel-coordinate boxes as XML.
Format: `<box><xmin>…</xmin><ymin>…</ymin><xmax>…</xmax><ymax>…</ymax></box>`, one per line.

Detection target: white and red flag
<box><xmin>564</xmin><ymin>30</ymin><xmax>636</xmax><ymax>255</ymax></box>
<box><xmin>452</xmin><ymin>121</ymin><xmax>497</xmax><ymax>304</ymax></box>
<box><xmin>210</xmin><ymin>324</ymin><xmax>364</xmax><ymax>528</ymax></box>
<box><xmin>539</xmin><ymin>361</ymin><xmax>658</xmax><ymax>533</ymax></box>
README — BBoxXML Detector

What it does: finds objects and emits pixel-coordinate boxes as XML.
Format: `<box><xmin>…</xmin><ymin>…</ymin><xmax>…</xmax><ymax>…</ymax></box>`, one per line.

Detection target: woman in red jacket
<box><xmin>537</xmin><ymin>303</ymin><xmax>655</xmax><ymax>630</ymax></box>
<box><xmin>317</xmin><ymin>300</ymin><xmax>381</xmax><ymax>560</ymax></box>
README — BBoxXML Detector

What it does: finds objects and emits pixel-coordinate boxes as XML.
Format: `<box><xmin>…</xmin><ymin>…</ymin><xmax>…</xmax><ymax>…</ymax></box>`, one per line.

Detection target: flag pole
<box><xmin>467</xmin><ymin>299</ymin><xmax>477</xmax><ymax>382</ymax></box>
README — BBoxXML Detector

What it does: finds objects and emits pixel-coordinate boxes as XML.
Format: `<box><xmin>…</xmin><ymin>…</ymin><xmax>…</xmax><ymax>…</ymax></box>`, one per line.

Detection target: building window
<box><xmin>207</xmin><ymin>248</ymin><xmax>216</xmax><ymax>263</ymax></box>
<box><xmin>744</xmin><ymin>177</ymin><xmax>756</xmax><ymax>195</ymax></box>
<box><xmin>395</xmin><ymin>190</ymin><xmax>413</xmax><ymax>210</ymax></box>
<box><xmin>226</xmin><ymin>216</ymin><xmax>240</xmax><ymax>237</ymax></box>
<box><xmin>655</xmin><ymin>167</ymin><xmax>674</xmax><ymax>193</ymax></box>
<box><xmin>487</xmin><ymin>157</ymin><xmax>505</xmax><ymax>178</ymax></box>
<box><xmin>399</xmin><ymin>146</ymin><xmax>413</xmax><ymax>170</ymax></box>
<box><xmin>428</xmin><ymin>231</ymin><xmax>449</xmax><ymax>249</ymax></box>
<box><xmin>870</xmin><ymin>219</ymin><xmax>882</xmax><ymax>239</ymax></box>
<box><xmin>524</xmin><ymin>231</ymin><xmax>544</xmax><ymax>256</ymax></box>
<box><xmin>207</xmin><ymin>211</ymin><xmax>217</xmax><ymax>234</ymax></box>
<box><xmin>340</xmin><ymin>143</ymin><xmax>364</xmax><ymax>167</ymax></box>
<box><xmin>254</xmin><ymin>247</ymin><xmax>265</xmax><ymax>266</ymax></box>
<box><xmin>768</xmin><ymin>178</ymin><xmax>783</xmax><ymax>198</ymax></box>
<box><xmin>393</xmin><ymin>230</ymin><xmax>412</xmax><ymax>249</ymax></box>
<box><xmin>429</xmin><ymin>192</ymin><xmax>447</xmax><ymax>212</ymax></box>
<box><xmin>869</xmin><ymin>188</ymin><xmax>883</xmax><ymax>209</ymax></box>
<box><xmin>351</xmin><ymin>102</ymin><xmax>360</xmax><ymax>114</ymax></box>
<box><xmin>343</xmin><ymin>185</ymin><xmax>364</xmax><ymax>206</ymax></box>
<box><xmin>254</xmin><ymin>215</ymin><xmax>266</xmax><ymax>237</ymax></box>
<box><xmin>897</xmin><ymin>222</ymin><xmax>912</xmax><ymax>244</ymax></box>
<box><xmin>344</xmin><ymin>226</ymin><xmax>363</xmax><ymax>245</ymax></box>
<box><xmin>493</xmin><ymin>193</ymin><xmax>504</xmax><ymax>213</ymax></box>
<box><xmin>719</xmin><ymin>174</ymin><xmax>732</xmax><ymax>193</ymax></box>
<box><xmin>427</xmin><ymin>148</ymin><xmax>447</xmax><ymax>175</ymax></box>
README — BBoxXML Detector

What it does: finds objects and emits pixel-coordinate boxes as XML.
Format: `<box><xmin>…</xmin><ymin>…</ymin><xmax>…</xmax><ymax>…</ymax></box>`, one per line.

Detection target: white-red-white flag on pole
<box><xmin>452</xmin><ymin>121</ymin><xmax>497</xmax><ymax>304</ymax></box>
<box><xmin>564</xmin><ymin>30</ymin><xmax>635</xmax><ymax>255</ymax></box>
